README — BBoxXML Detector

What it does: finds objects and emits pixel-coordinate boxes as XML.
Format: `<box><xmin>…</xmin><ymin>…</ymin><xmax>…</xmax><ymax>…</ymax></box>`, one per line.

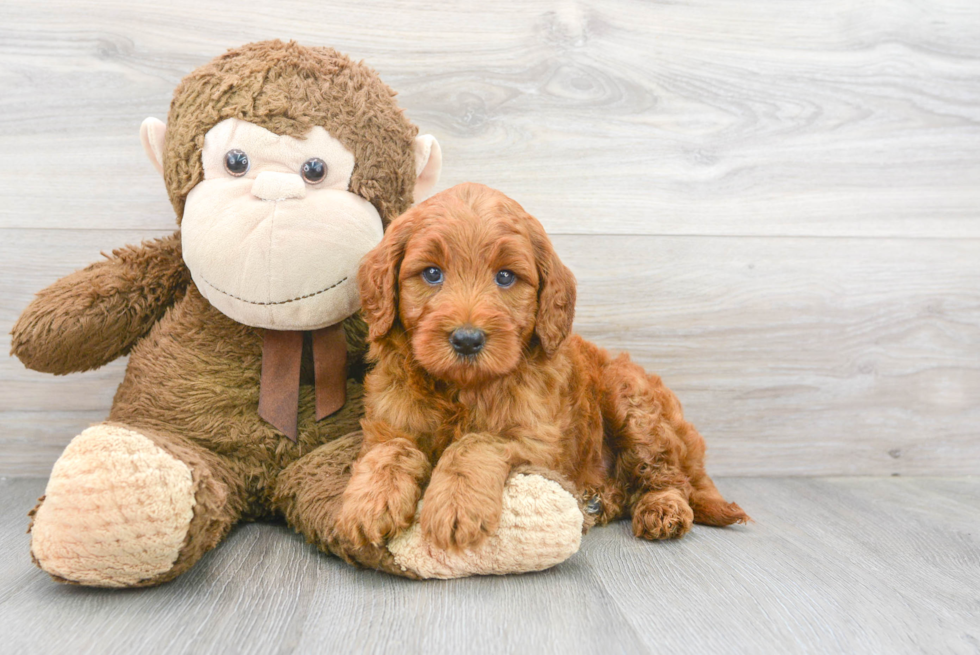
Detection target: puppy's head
<box><xmin>359</xmin><ymin>183</ymin><xmax>576</xmax><ymax>387</ymax></box>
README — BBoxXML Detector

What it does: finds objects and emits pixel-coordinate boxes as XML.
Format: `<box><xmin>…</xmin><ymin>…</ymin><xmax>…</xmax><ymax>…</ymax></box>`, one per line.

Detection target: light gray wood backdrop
<box><xmin>1</xmin><ymin>0</ymin><xmax>978</xmax><ymax>477</ymax></box>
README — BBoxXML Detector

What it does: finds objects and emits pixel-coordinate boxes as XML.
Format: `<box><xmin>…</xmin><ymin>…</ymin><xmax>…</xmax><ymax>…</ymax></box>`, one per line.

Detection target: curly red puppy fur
<box><xmin>335</xmin><ymin>183</ymin><xmax>748</xmax><ymax>551</ymax></box>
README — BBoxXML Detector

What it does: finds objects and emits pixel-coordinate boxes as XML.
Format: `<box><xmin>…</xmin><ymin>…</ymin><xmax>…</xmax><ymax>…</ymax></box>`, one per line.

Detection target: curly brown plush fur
<box><xmin>337</xmin><ymin>183</ymin><xmax>748</xmax><ymax>552</ymax></box>
<box><xmin>12</xmin><ymin>41</ymin><xmax>424</xmax><ymax>585</ymax></box>
<box><xmin>164</xmin><ymin>40</ymin><xmax>419</xmax><ymax>224</ymax></box>
<box><xmin>10</xmin><ymin>233</ymin><xmax>191</xmax><ymax>375</ymax></box>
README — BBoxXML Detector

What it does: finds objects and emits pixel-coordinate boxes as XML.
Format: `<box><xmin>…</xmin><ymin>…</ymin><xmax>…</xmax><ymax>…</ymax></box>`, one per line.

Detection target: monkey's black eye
<box><xmin>301</xmin><ymin>158</ymin><xmax>327</xmax><ymax>184</ymax></box>
<box><xmin>495</xmin><ymin>270</ymin><xmax>516</xmax><ymax>288</ymax></box>
<box><xmin>421</xmin><ymin>267</ymin><xmax>443</xmax><ymax>285</ymax></box>
<box><xmin>223</xmin><ymin>149</ymin><xmax>249</xmax><ymax>177</ymax></box>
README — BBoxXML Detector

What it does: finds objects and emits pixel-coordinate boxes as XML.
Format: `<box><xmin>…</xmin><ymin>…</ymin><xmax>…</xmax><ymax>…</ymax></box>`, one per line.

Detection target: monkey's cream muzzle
<box><xmin>180</xmin><ymin>118</ymin><xmax>384</xmax><ymax>330</ymax></box>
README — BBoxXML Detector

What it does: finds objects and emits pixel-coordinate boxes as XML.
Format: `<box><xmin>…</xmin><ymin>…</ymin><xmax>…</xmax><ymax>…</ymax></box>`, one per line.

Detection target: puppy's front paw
<box><xmin>632</xmin><ymin>488</ymin><xmax>694</xmax><ymax>540</ymax></box>
<box><xmin>420</xmin><ymin>480</ymin><xmax>502</xmax><ymax>552</ymax></box>
<box><xmin>420</xmin><ymin>499</ymin><xmax>500</xmax><ymax>552</ymax></box>
<box><xmin>335</xmin><ymin>484</ymin><xmax>420</xmax><ymax>548</ymax></box>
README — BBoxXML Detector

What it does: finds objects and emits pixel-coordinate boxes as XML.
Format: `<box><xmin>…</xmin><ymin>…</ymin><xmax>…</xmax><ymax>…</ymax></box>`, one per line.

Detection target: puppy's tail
<box><xmin>689</xmin><ymin>474</ymin><xmax>750</xmax><ymax>527</ymax></box>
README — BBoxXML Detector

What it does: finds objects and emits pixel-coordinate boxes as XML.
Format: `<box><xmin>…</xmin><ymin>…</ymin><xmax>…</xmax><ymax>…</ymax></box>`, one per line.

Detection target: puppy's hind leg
<box><xmin>662</xmin><ymin>395</ymin><xmax>749</xmax><ymax>528</ymax></box>
<box><xmin>599</xmin><ymin>354</ymin><xmax>747</xmax><ymax>540</ymax></box>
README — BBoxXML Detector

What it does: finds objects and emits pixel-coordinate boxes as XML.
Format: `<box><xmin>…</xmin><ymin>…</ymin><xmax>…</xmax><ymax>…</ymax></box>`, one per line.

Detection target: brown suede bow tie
<box><xmin>257</xmin><ymin>324</ymin><xmax>347</xmax><ymax>442</ymax></box>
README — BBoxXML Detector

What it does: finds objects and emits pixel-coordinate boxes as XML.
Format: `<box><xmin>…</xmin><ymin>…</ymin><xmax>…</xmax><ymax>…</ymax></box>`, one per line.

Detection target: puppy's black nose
<box><xmin>449</xmin><ymin>327</ymin><xmax>486</xmax><ymax>356</ymax></box>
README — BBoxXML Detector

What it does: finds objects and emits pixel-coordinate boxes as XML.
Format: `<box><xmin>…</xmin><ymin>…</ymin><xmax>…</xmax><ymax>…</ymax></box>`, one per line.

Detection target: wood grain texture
<box><xmin>0</xmin><ymin>0</ymin><xmax>979</xmax><ymax>236</ymax></box>
<box><xmin>3</xmin><ymin>229</ymin><xmax>977</xmax><ymax>476</ymax></box>
<box><xmin>1</xmin><ymin>476</ymin><xmax>977</xmax><ymax>654</ymax></box>
<box><xmin>2</xmin><ymin>0</ymin><xmax>979</xmax><ymax>476</ymax></box>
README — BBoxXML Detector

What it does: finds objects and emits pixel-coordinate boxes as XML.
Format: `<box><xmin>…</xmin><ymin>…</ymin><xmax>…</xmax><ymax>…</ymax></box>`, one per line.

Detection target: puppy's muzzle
<box><xmin>449</xmin><ymin>327</ymin><xmax>486</xmax><ymax>356</ymax></box>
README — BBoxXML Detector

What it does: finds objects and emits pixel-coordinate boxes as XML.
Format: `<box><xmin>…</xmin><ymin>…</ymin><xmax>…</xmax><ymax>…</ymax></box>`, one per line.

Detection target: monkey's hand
<box><xmin>11</xmin><ymin>231</ymin><xmax>190</xmax><ymax>374</ymax></box>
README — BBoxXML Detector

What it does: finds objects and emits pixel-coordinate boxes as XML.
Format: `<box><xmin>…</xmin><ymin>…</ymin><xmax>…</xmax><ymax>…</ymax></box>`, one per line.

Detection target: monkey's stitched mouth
<box><xmin>198</xmin><ymin>275</ymin><xmax>349</xmax><ymax>306</ymax></box>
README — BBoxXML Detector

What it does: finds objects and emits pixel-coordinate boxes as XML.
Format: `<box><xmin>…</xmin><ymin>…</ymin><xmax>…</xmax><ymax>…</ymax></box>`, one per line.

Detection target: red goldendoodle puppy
<box><xmin>336</xmin><ymin>182</ymin><xmax>748</xmax><ymax>552</ymax></box>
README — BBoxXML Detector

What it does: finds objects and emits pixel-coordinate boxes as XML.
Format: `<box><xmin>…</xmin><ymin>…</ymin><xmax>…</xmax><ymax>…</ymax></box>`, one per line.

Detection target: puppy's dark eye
<box><xmin>495</xmin><ymin>270</ymin><xmax>516</xmax><ymax>288</ymax></box>
<box><xmin>301</xmin><ymin>158</ymin><xmax>327</xmax><ymax>184</ymax></box>
<box><xmin>421</xmin><ymin>267</ymin><xmax>443</xmax><ymax>285</ymax></box>
<box><xmin>224</xmin><ymin>149</ymin><xmax>250</xmax><ymax>176</ymax></box>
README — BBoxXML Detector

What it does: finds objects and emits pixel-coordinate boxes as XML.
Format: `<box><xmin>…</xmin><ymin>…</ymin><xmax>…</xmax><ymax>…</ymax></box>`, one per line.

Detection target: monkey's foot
<box><xmin>387</xmin><ymin>472</ymin><xmax>584</xmax><ymax>578</ymax></box>
<box><xmin>30</xmin><ymin>424</ymin><xmax>196</xmax><ymax>587</ymax></box>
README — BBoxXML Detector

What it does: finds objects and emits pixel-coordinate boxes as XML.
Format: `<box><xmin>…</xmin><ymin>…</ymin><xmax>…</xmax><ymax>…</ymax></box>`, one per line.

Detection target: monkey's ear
<box><xmin>140</xmin><ymin>117</ymin><xmax>167</xmax><ymax>175</ymax></box>
<box><xmin>413</xmin><ymin>135</ymin><xmax>442</xmax><ymax>203</ymax></box>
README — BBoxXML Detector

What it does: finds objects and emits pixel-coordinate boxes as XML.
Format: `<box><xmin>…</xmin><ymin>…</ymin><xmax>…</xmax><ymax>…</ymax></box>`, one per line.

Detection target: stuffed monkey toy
<box><xmin>11</xmin><ymin>41</ymin><xmax>585</xmax><ymax>586</ymax></box>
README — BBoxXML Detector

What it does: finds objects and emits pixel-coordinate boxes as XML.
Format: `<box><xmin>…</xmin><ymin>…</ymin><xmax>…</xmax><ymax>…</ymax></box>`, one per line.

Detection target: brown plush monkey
<box><xmin>11</xmin><ymin>41</ymin><xmax>584</xmax><ymax>587</ymax></box>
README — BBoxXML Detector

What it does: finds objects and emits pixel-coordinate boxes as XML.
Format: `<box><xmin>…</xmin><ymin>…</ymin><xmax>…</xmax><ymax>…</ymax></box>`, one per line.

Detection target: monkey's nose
<box><xmin>449</xmin><ymin>327</ymin><xmax>486</xmax><ymax>356</ymax></box>
<box><xmin>251</xmin><ymin>172</ymin><xmax>307</xmax><ymax>201</ymax></box>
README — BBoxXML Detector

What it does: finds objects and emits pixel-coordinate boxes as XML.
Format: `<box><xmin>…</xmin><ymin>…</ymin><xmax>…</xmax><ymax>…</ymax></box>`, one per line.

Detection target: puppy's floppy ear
<box><xmin>359</xmin><ymin>209</ymin><xmax>418</xmax><ymax>341</ymax></box>
<box><xmin>530</xmin><ymin>220</ymin><xmax>576</xmax><ymax>356</ymax></box>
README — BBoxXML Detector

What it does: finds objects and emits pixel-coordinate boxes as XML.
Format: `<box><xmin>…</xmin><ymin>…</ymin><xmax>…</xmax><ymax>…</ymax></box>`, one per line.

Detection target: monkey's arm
<box><xmin>11</xmin><ymin>232</ymin><xmax>190</xmax><ymax>374</ymax></box>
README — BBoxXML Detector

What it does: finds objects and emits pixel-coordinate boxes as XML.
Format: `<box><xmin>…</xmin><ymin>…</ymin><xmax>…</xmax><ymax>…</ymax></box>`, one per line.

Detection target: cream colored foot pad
<box><xmin>31</xmin><ymin>424</ymin><xmax>195</xmax><ymax>587</ymax></box>
<box><xmin>388</xmin><ymin>473</ymin><xmax>583</xmax><ymax>579</ymax></box>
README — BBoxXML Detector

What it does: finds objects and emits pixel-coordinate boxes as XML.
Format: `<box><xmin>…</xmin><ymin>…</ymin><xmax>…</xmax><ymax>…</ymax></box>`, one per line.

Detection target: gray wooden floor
<box><xmin>1</xmin><ymin>476</ymin><xmax>977</xmax><ymax>655</ymax></box>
